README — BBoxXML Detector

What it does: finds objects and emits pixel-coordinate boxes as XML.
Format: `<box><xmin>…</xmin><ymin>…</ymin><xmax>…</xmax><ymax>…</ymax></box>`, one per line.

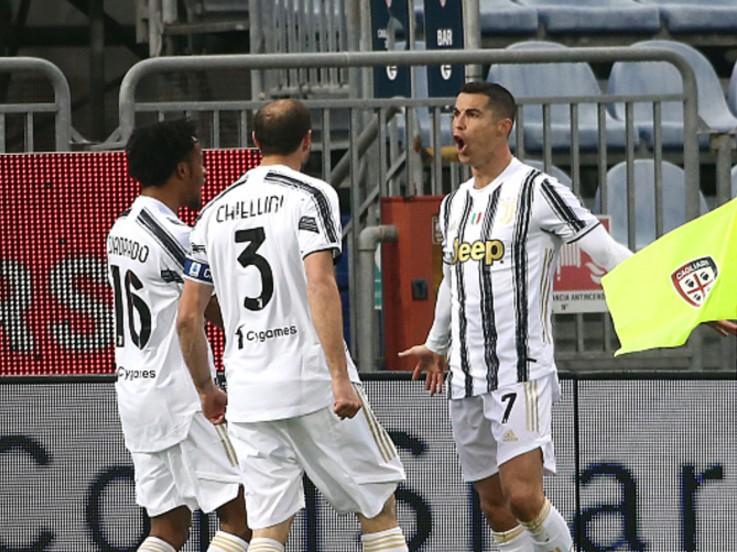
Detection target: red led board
<box><xmin>0</xmin><ymin>149</ymin><xmax>261</xmax><ymax>376</ymax></box>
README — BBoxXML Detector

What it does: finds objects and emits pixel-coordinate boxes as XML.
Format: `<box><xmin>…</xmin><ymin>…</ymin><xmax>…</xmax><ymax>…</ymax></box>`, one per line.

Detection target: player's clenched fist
<box><xmin>199</xmin><ymin>385</ymin><xmax>228</xmax><ymax>425</ymax></box>
<box><xmin>331</xmin><ymin>378</ymin><xmax>362</xmax><ymax>419</ymax></box>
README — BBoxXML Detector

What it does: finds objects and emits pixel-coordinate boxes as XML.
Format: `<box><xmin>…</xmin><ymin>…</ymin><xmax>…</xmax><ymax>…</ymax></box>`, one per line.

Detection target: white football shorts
<box><xmin>227</xmin><ymin>385</ymin><xmax>406</xmax><ymax>529</ymax></box>
<box><xmin>131</xmin><ymin>412</ymin><xmax>242</xmax><ymax>517</ymax></box>
<box><xmin>450</xmin><ymin>372</ymin><xmax>560</xmax><ymax>482</ymax></box>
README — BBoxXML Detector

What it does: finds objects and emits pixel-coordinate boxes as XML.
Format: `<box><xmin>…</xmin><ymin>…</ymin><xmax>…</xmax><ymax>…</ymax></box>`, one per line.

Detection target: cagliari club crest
<box><xmin>670</xmin><ymin>256</ymin><xmax>718</xmax><ymax>307</ymax></box>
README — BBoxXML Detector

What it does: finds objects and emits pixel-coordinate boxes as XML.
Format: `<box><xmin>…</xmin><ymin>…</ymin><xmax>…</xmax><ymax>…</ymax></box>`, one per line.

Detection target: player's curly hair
<box><xmin>125</xmin><ymin>119</ymin><xmax>199</xmax><ymax>188</ymax></box>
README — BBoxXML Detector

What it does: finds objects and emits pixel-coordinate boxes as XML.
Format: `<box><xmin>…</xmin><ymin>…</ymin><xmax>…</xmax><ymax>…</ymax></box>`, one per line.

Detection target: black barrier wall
<box><xmin>1</xmin><ymin>374</ymin><xmax>735</xmax><ymax>551</ymax></box>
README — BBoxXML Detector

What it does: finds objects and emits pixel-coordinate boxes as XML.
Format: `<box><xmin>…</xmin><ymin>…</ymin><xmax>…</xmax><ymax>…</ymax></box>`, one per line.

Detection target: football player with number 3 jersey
<box><xmin>400</xmin><ymin>83</ymin><xmax>632</xmax><ymax>552</ymax></box>
<box><xmin>107</xmin><ymin>120</ymin><xmax>251</xmax><ymax>552</ymax></box>
<box><xmin>177</xmin><ymin>100</ymin><xmax>408</xmax><ymax>552</ymax></box>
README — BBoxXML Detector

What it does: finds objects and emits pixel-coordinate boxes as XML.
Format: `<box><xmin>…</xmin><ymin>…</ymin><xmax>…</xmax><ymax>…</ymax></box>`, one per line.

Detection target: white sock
<box><xmin>138</xmin><ymin>536</ymin><xmax>177</xmax><ymax>552</ymax></box>
<box><xmin>521</xmin><ymin>499</ymin><xmax>573</xmax><ymax>552</ymax></box>
<box><xmin>207</xmin><ymin>530</ymin><xmax>249</xmax><ymax>551</ymax></box>
<box><xmin>247</xmin><ymin>537</ymin><xmax>284</xmax><ymax>552</ymax></box>
<box><xmin>361</xmin><ymin>526</ymin><xmax>408</xmax><ymax>552</ymax></box>
<box><xmin>492</xmin><ymin>524</ymin><xmax>534</xmax><ymax>551</ymax></box>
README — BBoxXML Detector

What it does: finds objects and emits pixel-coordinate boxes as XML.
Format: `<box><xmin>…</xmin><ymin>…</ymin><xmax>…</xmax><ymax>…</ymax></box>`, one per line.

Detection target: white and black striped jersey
<box><xmin>185</xmin><ymin>164</ymin><xmax>360</xmax><ymax>423</ymax></box>
<box><xmin>107</xmin><ymin>196</ymin><xmax>215</xmax><ymax>453</ymax></box>
<box><xmin>437</xmin><ymin>158</ymin><xmax>599</xmax><ymax>399</ymax></box>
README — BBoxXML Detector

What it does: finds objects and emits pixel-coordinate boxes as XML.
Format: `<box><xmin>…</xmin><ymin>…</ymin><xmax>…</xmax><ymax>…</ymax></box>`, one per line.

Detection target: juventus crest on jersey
<box><xmin>107</xmin><ymin>196</ymin><xmax>215</xmax><ymax>453</ymax></box>
<box><xmin>440</xmin><ymin>158</ymin><xmax>599</xmax><ymax>399</ymax></box>
<box><xmin>185</xmin><ymin>164</ymin><xmax>360</xmax><ymax>424</ymax></box>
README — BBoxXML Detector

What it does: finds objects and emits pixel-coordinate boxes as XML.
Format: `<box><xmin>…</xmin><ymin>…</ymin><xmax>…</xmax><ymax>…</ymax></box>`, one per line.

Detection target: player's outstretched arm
<box><xmin>398</xmin><ymin>270</ymin><xmax>450</xmax><ymax>396</ymax></box>
<box><xmin>304</xmin><ymin>250</ymin><xmax>361</xmax><ymax>420</ymax></box>
<box><xmin>177</xmin><ymin>279</ymin><xmax>227</xmax><ymax>424</ymax></box>
<box><xmin>577</xmin><ymin>223</ymin><xmax>633</xmax><ymax>272</ymax></box>
<box><xmin>398</xmin><ymin>345</ymin><xmax>446</xmax><ymax>396</ymax></box>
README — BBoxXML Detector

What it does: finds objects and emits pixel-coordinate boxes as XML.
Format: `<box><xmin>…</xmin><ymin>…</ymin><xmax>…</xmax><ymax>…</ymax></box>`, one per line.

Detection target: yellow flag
<box><xmin>602</xmin><ymin>198</ymin><xmax>737</xmax><ymax>355</ymax></box>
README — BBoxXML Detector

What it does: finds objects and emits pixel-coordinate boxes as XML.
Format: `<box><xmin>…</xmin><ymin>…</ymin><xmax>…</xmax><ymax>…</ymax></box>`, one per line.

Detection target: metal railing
<box><xmin>0</xmin><ymin>57</ymin><xmax>72</xmax><ymax>152</ymax></box>
<box><xmin>115</xmin><ymin>47</ymin><xmax>718</xmax><ymax>371</ymax></box>
<box><xmin>3</xmin><ymin>48</ymin><xmax>730</xmax><ymax>371</ymax></box>
<box><xmin>248</xmin><ymin>0</ymin><xmax>353</xmax><ymax>99</ymax></box>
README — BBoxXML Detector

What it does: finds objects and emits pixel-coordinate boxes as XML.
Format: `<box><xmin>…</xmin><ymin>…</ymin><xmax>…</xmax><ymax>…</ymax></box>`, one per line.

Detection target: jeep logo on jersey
<box><xmin>450</xmin><ymin>238</ymin><xmax>505</xmax><ymax>266</ymax></box>
<box><xmin>671</xmin><ymin>256</ymin><xmax>718</xmax><ymax>307</ymax></box>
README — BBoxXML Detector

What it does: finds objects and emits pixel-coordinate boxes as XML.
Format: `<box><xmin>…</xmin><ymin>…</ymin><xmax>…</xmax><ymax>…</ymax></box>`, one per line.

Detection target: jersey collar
<box><xmin>465</xmin><ymin>157</ymin><xmax>522</xmax><ymax>196</ymax></box>
<box><xmin>135</xmin><ymin>195</ymin><xmax>178</xmax><ymax>219</ymax></box>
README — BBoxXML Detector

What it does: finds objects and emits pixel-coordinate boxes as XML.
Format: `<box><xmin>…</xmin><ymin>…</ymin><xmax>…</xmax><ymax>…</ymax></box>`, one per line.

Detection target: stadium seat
<box><xmin>479</xmin><ymin>0</ymin><xmax>540</xmax><ymax>35</ymax></box>
<box><xmin>595</xmin><ymin>159</ymin><xmax>709</xmax><ymax>250</ymax></box>
<box><xmin>524</xmin><ymin>159</ymin><xmax>573</xmax><ymax>188</ymax></box>
<box><xmin>487</xmin><ymin>41</ymin><xmax>632</xmax><ymax>152</ymax></box>
<box><xmin>415</xmin><ymin>0</ymin><xmax>538</xmax><ymax>39</ymax></box>
<box><xmin>514</xmin><ymin>0</ymin><xmax>660</xmax><ymax>33</ymax></box>
<box><xmin>636</xmin><ymin>0</ymin><xmax>737</xmax><ymax>33</ymax></box>
<box><xmin>608</xmin><ymin>40</ymin><xmax>737</xmax><ymax>149</ymax></box>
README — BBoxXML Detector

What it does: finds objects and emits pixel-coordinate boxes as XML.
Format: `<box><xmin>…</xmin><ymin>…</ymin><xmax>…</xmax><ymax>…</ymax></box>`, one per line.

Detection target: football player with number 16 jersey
<box><xmin>107</xmin><ymin>120</ymin><xmax>250</xmax><ymax>552</ymax></box>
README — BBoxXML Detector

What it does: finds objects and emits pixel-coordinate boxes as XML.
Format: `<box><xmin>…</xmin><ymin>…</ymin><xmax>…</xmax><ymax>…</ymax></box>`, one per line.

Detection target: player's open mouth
<box><xmin>454</xmin><ymin>136</ymin><xmax>467</xmax><ymax>154</ymax></box>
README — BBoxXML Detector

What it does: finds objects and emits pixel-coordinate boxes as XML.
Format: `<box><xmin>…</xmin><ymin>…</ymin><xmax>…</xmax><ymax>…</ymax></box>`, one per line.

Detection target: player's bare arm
<box><xmin>204</xmin><ymin>295</ymin><xmax>224</xmax><ymax>329</ymax></box>
<box><xmin>177</xmin><ymin>279</ymin><xmax>227</xmax><ymax>424</ymax></box>
<box><xmin>303</xmin><ymin>249</ymin><xmax>361</xmax><ymax>419</ymax></box>
<box><xmin>399</xmin><ymin>345</ymin><xmax>446</xmax><ymax>396</ymax></box>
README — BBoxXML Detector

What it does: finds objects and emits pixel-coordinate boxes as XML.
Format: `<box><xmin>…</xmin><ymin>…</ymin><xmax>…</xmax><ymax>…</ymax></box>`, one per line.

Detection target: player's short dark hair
<box><xmin>125</xmin><ymin>119</ymin><xmax>199</xmax><ymax>188</ymax></box>
<box><xmin>459</xmin><ymin>81</ymin><xmax>516</xmax><ymax>125</ymax></box>
<box><xmin>253</xmin><ymin>99</ymin><xmax>311</xmax><ymax>155</ymax></box>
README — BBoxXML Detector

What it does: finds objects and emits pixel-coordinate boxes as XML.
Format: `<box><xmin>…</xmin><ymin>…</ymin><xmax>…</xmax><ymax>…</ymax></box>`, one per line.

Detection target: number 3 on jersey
<box><xmin>235</xmin><ymin>227</ymin><xmax>273</xmax><ymax>311</ymax></box>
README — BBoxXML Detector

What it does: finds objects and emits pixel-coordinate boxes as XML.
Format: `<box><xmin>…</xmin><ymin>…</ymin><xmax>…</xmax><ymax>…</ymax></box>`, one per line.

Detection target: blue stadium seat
<box><xmin>595</xmin><ymin>159</ymin><xmax>708</xmax><ymax>250</ymax></box>
<box><xmin>515</xmin><ymin>0</ymin><xmax>660</xmax><ymax>33</ymax></box>
<box><xmin>524</xmin><ymin>159</ymin><xmax>573</xmax><ymax>188</ymax></box>
<box><xmin>479</xmin><ymin>0</ymin><xmax>539</xmax><ymax>35</ymax></box>
<box><xmin>415</xmin><ymin>0</ymin><xmax>538</xmax><ymax>37</ymax></box>
<box><xmin>636</xmin><ymin>0</ymin><xmax>737</xmax><ymax>33</ymax></box>
<box><xmin>487</xmin><ymin>41</ymin><xmax>632</xmax><ymax>152</ymax></box>
<box><xmin>608</xmin><ymin>40</ymin><xmax>737</xmax><ymax>149</ymax></box>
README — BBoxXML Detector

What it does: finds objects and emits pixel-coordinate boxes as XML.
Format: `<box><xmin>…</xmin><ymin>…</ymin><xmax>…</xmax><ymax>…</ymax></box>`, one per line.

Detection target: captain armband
<box><xmin>183</xmin><ymin>258</ymin><xmax>213</xmax><ymax>284</ymax></box>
